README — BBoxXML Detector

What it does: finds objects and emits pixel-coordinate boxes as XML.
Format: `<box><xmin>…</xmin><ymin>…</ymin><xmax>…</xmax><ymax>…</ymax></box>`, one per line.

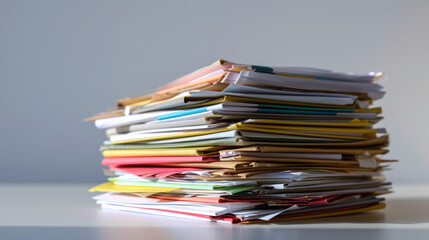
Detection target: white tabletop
<box><xmin>1</xmin><ymin>183</ymin><xmax>429</xmax><ymax>240</ymax></box>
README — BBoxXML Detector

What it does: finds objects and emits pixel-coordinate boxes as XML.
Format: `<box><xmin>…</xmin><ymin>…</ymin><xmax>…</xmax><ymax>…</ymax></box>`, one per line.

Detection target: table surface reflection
<box><xmin>1</xmin><ymin>184</ymin><xmax>428</xmax><ymax>240</ymax></box>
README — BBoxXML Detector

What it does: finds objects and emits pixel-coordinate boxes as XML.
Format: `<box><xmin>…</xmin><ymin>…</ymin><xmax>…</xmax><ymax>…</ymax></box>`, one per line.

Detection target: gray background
<box><xmin>1</xmin><ymin>0</ymin><xmax>428</xmax><ymax>184</ymax></box>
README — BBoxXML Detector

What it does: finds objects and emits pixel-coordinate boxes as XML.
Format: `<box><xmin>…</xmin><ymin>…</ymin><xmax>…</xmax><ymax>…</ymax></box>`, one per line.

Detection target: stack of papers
<box><xmin>86</xmin><ymin>59</ymin><xmax>396</xmax><ymax>224</ymax></box>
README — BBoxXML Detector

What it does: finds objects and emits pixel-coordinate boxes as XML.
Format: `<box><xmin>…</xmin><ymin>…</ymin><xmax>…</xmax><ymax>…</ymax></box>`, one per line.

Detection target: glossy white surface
<box><xmin>1</xmin><ymin>184</ymin><xmax>428</xmax><ymax>239</ymax></box>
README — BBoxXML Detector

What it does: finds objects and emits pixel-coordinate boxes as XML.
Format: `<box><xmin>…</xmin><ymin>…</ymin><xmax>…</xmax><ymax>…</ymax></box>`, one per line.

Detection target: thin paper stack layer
<box><xmin>86</xmin><ymin>59</ymin><xmax>396</xmax><ymax>224</ymax></box>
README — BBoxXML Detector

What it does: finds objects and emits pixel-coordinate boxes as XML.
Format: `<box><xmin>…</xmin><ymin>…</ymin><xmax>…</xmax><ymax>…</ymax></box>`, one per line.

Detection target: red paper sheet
<box><xmin>125</xmin><ymin>206</ymin><xmax>240</xmax><ymax>223</ymax></box>
<box><xmin>103</xmin><ymin>155</ymin><xmax>219</xmax><ymax>166</ymax></box>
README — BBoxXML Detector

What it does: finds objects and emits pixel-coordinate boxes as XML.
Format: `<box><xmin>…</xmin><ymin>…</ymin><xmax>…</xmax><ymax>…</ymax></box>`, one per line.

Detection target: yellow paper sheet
<box><xmin>89</xmin><ymin>182</ymin><xmax>177</xmax><ymax>193</ymax></box>
<box><xmin>110</xmin><ymin>120</ymin><xmax>375</xmax><ymax>145</ymax></box>
<box><xmin>236</xmin><ymin>125</ymin><xmax>370</xmax><ymax>140</ymax></box>
<box><xmin>102</xmin><ymin>146</ymin><xmax>221</xmax><ymax>157</ymax></box>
